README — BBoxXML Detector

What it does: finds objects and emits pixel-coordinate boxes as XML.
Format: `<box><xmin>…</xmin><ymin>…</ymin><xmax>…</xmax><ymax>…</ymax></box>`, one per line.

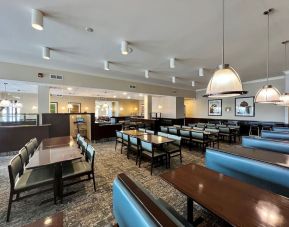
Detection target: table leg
<box><xmin>187</xmin><ymin>197</ymin><xmax>194</xmax><ymax>223</ymax></box>
<box><xmin>55</xmin><ymin>163</ymin><xmax>63</xmax><ymax>202</ymax></box>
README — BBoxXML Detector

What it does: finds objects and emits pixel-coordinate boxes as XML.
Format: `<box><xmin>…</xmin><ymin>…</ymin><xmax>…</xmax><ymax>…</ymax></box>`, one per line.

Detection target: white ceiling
<box><xmin>0</xmin><ymin>0</ymin><xmax>289</xmax><ymax>91</ymax></box>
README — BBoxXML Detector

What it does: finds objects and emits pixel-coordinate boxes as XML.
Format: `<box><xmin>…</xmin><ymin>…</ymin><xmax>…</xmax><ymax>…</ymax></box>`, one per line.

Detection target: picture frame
<box><xmin>68</xmin><ymin>102</ymin><xmax>81</xmax><ymax>113</ymax></box>
<box><xmin>50</xmin><ymin>102</ymin><xmax>58</xmax><ymax>113</ymax></box>
<box><xmin>235</xmin><ymin>96</ymin><xmax>255</xmax><ymax>117</ymax></box>
<box><xmin>208</xmin><ymin>99</ymin><xmax>222</xmax><ymax>116</ymax></box>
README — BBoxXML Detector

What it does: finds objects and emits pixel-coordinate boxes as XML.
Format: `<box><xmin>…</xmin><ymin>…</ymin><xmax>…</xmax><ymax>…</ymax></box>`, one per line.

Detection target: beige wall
<box><xmin>118</xmin><ymin>99</ymin><xmax>139</xmax><ymax>116</ymax></box>
<box><xmin>184</xmin><ymin>98</ymin><xmax>194</xmax><ymax>118</ymax></box>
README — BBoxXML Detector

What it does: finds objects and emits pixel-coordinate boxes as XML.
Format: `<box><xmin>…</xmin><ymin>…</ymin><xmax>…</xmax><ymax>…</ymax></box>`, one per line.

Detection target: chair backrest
<box><xmin>167</xmin><ymin>134</ymin><xmax>181</xmax><ymax>146</ymax></box>
<box><xmin>168</xmin><ymin>128</ymin><xmax>178</xmax><ymax>135</ymax></box>
<box><xmin>138</xmin><ymin>128</ymin><xmax>146</xmax><ymax>132</ymax></box>
<box><xmin>205</xmin><ymin>128</ymin><xmax>219</xmax><ymax>134</ymax></box>
<box><xmin>141</xmin><ymin>141</ymin><xmax>153</xmax><ymax>152</ymax></box>
<box><xmin>8</xmin><ymin>155</ymin><xmax>23</xmax><ymax>187</ymax></box>
<box><xmin>206</xmin><ymin>124</ymin><xmax>216</xmax><ymax>129</ymax></box>
<box><xmin>25</xmin><ymin>141</ymin><xmax>35</xmax><ymax>157</ymax></box>
<box><xmin>219</xmin><ymin>127</ymin><xmax>230</xmax><ymax>133</ymax></box>
<box><xmin>158</xmin><ymin>132</ymin><xmax>168</xmax><ymax>137</ymax></box>
<box><xmin>81</xmin><ymin>140</ymin><xmax>88</xmax><ymax>154</ymax></box>
<box><xmin>19</xmin><ymin>147</ymin><xmax>29</xmax><ymax>166</ymax></box>
<box><xmin>188</xmin><ymin>123</ymin><xmax>195</xmax><ymax>127</ymax></box>
<box><xmin>85</xmin><ymin>144</ymin><xmax>95</xmax><ymax>169</ymax></box>
<box><xmin>130</xmin><ymin>136</ymin><xmax>138</xmax><ymax>146</ymax></box>
<box><xmin>192</xmin><ymin>127</ymin><xmax>203</xmax><ymax>131</ymax></box>
<box><xmin>145</xmin><ymin>130</ymin><xmax>154</xmax><ymax>135</ymax></box>
<box><xmin>196</xmin><ymin>123</ymin><xmax>205</xmax><ymax>128</ymax></box>
<box><xmin>123</xmin><ymin>134</ymin><xmax>129</xmax><ymax>142</ymax></box>
<box><xmin>116</xmin><ymin>131</ymin><xmax>123</xmax><ymax>139</ymax></box>
<box><xmin>191</xmin><ymin>131</ymin><xmax>204</xmax><ymax>140</ymax></box>
<box><xmin>173</xmin><ymin>125</ymin><xmax>181</xmax><ymax>128</ymax></box>
<box><xmin>76</xmin><ymin>134</ymin><xmax>81</xmax><ymax>143</ymax></box>
<box><xmin>160</xmin><ymin>126</ymin><xmax>168</xmax><ymax>133</ymax></box>
<box><xmin>181</xmin><ymin>126</ymin><xmax>191</xmax><ymax>129</ymax></box>
<box><xmin>30</xmin><ymin>138</ymin><xmax>38</xmax><ymax>151</ymax></box>
<box><xmin>179</xmin><ymin>129</ymin><xmax>190</xmax><ymax>138</ymax></box>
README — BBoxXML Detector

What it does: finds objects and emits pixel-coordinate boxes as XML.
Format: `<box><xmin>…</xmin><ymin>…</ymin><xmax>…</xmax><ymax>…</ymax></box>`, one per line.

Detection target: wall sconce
<box><xmin>134</xmin><ymin>107</ymin><xmax>138</xmax><ymax>111</ymax></box>
<box><xmin>225</xmin><ymin>107</ymin><xmax>231</xmax><ymax>112</ymax></box>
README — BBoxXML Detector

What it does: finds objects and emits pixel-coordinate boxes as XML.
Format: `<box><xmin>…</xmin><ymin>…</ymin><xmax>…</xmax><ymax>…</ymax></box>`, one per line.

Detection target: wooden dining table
<box><xmin>160</xmin><ymin>164</ymin><xmax>289</xmax><ymax>226</ymax></box>
<box><xmin>26</xmin><ymin>136</ymin><xmax>83</xmax><ymax>201</ymax></box>
<box><xmin>121</xmin><ymin>130</ymin><xmax>147</xmax><ymax>137</ymax></box>
<box><xmin>137</xmin><ymin>134</ymin><xmax>174</xmax><ymax>145</ymax></box>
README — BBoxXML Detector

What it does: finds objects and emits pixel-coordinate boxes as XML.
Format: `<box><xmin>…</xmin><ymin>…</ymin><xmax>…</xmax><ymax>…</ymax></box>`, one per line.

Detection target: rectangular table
<box><xmin>137</xmin><ymin>134</ymin><xmax>174</xmax><ymax>145</ymax></box>
<box><xmin>160</xmin><ymin>164</ymin><xmax>289</xmax><ymax>226</ymax></box>
<box><xmin>26</xmin><ymin>136</ymin><xmax>83</xmax><ymax>201</ymax></box>
<box><xmin>121</xmin><ymin>130</ymin><xmax>147</xmax><ymax>137</ymax></box>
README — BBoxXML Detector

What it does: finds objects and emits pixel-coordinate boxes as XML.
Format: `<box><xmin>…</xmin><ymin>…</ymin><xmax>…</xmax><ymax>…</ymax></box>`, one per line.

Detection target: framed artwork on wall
<box><xmin>50</xmin><ymin>102</ymin><xmax>58</xmax><ymax>113</ymax></box>
<box><xmin>208</xmin><ymin>99</ymin><xmax>222</xmax><ymax>116</ymax></box>
<box><xmin>68</xmin><ymin>102</ymin><xmax>81</xmax><ymax>113</ymax></box>
<box><xmin>235</xmin><ymin>96</ymin><xmax>255</xmax><ymax>117</ymax></box>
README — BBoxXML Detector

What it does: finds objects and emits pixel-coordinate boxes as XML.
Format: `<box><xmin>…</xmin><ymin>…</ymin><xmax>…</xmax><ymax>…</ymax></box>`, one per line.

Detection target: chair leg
<box><xmin>6</xmin><ymin>191</ymin><xmax>13</xmax><ymax>222</ymax></box>
<box><xmin>180</xmin><ymin>150</ymin><xmax>182</xmax><ymax>163</ymax></box>
<box><xmin>120</xmin><ymin>143</ymin><xmax>123</xmax><ymax>154</ymax></box>
<box><xmin>115</xmin><ymin>141</ymin><xmax>117</xmax><ymax>151</ymax></box>
<box><xmin>92</xmin><ymin>173</ymin><xmax>96</xmax><ymax>192</ymax></box>
<box><xmin>151</xmin><ymin>158</ymin><xmax>154</xmax><ymax>175</ymax></box>
<box><xmin>139</xmin><ymin>152</ymin><xmax>142</xmax><ymax>168</ymax></box>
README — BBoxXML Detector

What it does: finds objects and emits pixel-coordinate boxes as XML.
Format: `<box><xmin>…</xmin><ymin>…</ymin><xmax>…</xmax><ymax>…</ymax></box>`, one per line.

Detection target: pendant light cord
<box><xmin>267</xmin><ymin>10</ymin><xmax>270</xmax><ymax>83</ymax></box>
<box><xmin>222</xmin><ymin>0</ymin><xmax>225</xmax><ymax>66</ymax></box>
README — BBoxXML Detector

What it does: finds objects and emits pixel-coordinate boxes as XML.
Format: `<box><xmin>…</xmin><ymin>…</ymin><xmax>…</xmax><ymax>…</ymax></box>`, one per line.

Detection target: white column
<box><xmin>144</xmin><ymin>95</ymin><xmax>152</xmax><ymax>119</ymax></box>
<box><xmin>175</xmin><ymin>97</ymin><xmax>185</xmax><ymax>119</ymax></box>
<box><xmin>285</xmin><ymin>73</ymin><xmax>289</xmax><ymax>124</ymax></box>
<box><xmin>38</xmin><ymin>86</ymin><xmax>50</xmax><ymax>123</ymax></box>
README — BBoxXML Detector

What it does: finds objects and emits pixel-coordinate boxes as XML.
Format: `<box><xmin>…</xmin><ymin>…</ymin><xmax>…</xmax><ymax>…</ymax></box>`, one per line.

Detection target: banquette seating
<box><xmin>113</xmin><ymin>173</ymin><xmax>193</xmax><ymax>227</ymax></box>
<box><xmin>261</xmin><ymin>130</ymin><xmax>289</xmax><ymax>140</ymax></box>
<box><xmin>242</xmin><ymin>136</ymin><xmax>289</xmax><ymax>154</ymax></box>
<box><xmin>273</xmin><ymin>127</ymin><xmax>289</xmax><ymax>132</ymax></box>
<box><xmin>205</xmin><ymin>148</ymin><xmax>289</xmax><ymax>198</ymax></box>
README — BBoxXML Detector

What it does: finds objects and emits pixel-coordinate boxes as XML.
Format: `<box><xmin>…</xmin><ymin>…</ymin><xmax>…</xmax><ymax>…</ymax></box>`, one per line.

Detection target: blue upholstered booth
<box><xmin>261</xmin><ymin>130</ymin><xmax>289</xmax><ymax>140</ymax></box>
<box><xmin>205</xmin><ymin>148</ymin><xmax>289</xmax><ymax>198</ymax></box>
<box><xmin>242</xmin><ymin>136</ymin><xmax>289</xmax><ymax>154</ymax></box>
<box><xmin>113</xmin><ymin>174</ymin><xmax>192</xmax><ymax>227</ymax></box>
<box><xmin>273</xmin><ymin>127</ymin><xmax>289</xmax><ymax>132</ymax></box>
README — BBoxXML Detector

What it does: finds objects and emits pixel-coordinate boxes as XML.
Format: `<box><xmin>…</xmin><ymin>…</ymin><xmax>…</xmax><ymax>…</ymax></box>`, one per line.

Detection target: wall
<box><xmin>187</xmin><ymin>77</ymin><xmax>286</xmax><ymax>122</ymax></box>
<box><xmin>152</xmin><ymin>96</ymin><xmax>185</xmax><ymax>119</ymax></box>
<box><xmin>118</xmin><ymin>99</ymin><xmax>139</xmax><ymax>116</ymax></box>
<box><xmin>185</xmin><ymin>98</ymin><xmax>194</xmax><ymax>118</ymax></box>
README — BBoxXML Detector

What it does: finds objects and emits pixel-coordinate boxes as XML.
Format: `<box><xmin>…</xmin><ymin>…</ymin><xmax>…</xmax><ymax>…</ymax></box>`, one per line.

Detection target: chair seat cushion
<box><xmin>15</xmin><ymin>167</ymin><xmax>55</xmax><ymax>191</ymax></box>
<box><xmin>62</xmin><ymin>161</ymin><xmax>91</xmax><ymax>178</ymax></box>
<box><xmin>165</xmin><ymin>144</ymin><xmax>180</xmax><ymax>154</ymax></box>
<box><xmin>143</xmin><ymin>150</ymin><xmax>165</xmax><ymax>157</ymax></box>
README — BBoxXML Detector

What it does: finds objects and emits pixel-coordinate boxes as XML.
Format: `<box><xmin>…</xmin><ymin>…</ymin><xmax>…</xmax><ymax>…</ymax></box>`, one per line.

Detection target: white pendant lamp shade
<box><xmin>0</xmin><ymin>83</ymin><xmax>11</xmax><ymax>107</ymax></box>
<box><xmin>205</xmin><ymin>64</ymin><xmax>246</xmax><ymax>97</ymax></box>
<box><xmin>42</xmin><ymin>47</ymin><xmax>50</xmax><ymax>60</ymax></box>
<box><xmin>15</xmin><ymin>102</ymin><xmax>23</xmax><ymax>108</ymax></box>
<box><xmin>204</xmin><ymin>0</ymin><xmax>246</xmax><ymax>98</ymax></box>
<box><xmin>275</xmin><ymin>93</ymin><xmax>289</xmax><ymax>106</ymax></box>
<box><xmin>31</xmin><ymin>9</ymin><xmax>44</xmax><ymax>30</ymax></box>
<box><xmin>255</xmin><ymin>85</ymin><xmax>281</xmax><ymax>103</ymax></box>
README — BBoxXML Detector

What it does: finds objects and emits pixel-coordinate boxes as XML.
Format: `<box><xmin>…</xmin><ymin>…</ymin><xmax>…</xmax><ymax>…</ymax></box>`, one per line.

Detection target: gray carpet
<box><xmin>0</xmin><ymin>141</ymin><xmax>230</xmax><ymax>227</ymax></box>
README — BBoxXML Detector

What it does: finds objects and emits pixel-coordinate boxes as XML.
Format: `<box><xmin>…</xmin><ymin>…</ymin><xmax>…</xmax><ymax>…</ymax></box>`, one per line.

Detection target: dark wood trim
<box><xmin>117</xmin><ymin>173</ymin><xmax>178</xmax><ymax>227</ymax></box>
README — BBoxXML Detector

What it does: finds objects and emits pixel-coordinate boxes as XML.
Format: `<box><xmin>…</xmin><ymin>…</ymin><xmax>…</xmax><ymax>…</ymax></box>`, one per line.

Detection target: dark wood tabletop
<box><xmin>23</xmin><ymin>212</ymin><xmax>63</xmax><ymax>227</ymax></box>
<box><xmin>137</xmin><ymin>134</ymin><xmax>174</xmax><ymax>145</ymax></box>
<box><xmin>160</xmin><ymin>164</ymin><xmax>289</xmax><ymax>227</ymax></box>
<box><xmin>121</xmin><ymin>130</ymin><xmax>147</xmax><ymax>136</ymax></box>
<box><xmin>209</xmin><ymin>146</ymin><xmax>289</xmax><ymax>169</ymax></box>
<box><xmin>26</xmin><ymin>136</ymin><xmax>82</xmax><ymax>169</ymax></box>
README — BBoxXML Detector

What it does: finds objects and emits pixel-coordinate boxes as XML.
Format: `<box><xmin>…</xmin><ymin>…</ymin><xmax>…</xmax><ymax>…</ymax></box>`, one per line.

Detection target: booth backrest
<box><xmin>261</xmin><ymin>130</ymin><xmax>289</xmax><ymax>140</ymax></box>
<box><xmin>242</xmin><ymin>136</ymin><xmax>289</xmax><ymax>154</ymax></box>
<box><xmin>113</xmin><ymin>173</ymin><xmax>190</xmax><ymax>227</ymax></box>
<box><xmin>205</xmin><ymin>148</ymin><xmax>289</xmax><ymax>198</ymax></box>
<box><xmin>273</xmin><ymin>127</ymin><xmax>289</xmax><ymax>132</ymax></box>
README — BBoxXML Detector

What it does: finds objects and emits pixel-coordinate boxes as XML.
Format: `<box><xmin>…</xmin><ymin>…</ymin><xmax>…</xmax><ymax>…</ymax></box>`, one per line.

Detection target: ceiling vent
<box><xmin>50</xmin><ymin>74</ymin><xmax>63</xmax><ymax>80</ymax></box>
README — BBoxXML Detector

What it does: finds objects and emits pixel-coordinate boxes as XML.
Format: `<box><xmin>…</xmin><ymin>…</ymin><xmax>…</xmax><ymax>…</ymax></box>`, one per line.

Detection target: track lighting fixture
<box><xmin>42</xmin><ymin>47</ymin><xmax>50</xmax><ymax>60</ymax></box>
<box><xmin>145</xmin><ymin>70</ymin><xmax>149</xmax><ymax>79</ymax></box>
<box><xmin>31</xmin><ymin>9</ymin><xmax>44</xmax><ymax>30</ymax></box>
<box><xmin>104</xmin><ymin>61</ymin><xmax>110</xmax><ymax>71</ymax></box>
<box><xmin>170</xmin><ymin>58</ymin><xmax>175</xmax><ymax>69</ymax></box>
<box><xmin>172</xmin><ymin>76</ymin><xmax>176</xmax><ymax>83</ymax></box>
<box><xmin>121</xmin><ymin>41</ymin><xmax>132</xmax><ymax>55</ymax></box>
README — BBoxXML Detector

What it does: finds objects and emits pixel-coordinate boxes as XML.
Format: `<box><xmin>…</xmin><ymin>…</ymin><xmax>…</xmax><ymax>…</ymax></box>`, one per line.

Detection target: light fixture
<box><xmin>32</xmin><ymin>105</ymin><xmax>38</xmax><ymax>110</ymax></box>
<box><xmin>172</xmin><ymin>76</ymin><xmax>176</xmax><ymax>83</ymax></box>
<box><xmin>42</xmin><ymin>47</ymin><xmax>50</xmax><ymax>60</ymax></box>
<box><xmin>192</xmin><ymin>81</ymin><xmax>195</xmax><ymax>87</ymax></box>
<box><xmin>204</xmin><ymin>0</ymin><xmax>247</xmax><ymax>98</ymax></box>
<box><xmin>31</xmin><ymin>9</ymin><xmax>44</xmax><ymax>31</ymax></box>
<box><xmin>0</xmin><ymin>83</ymin><xmax>11</xmax><ymax>107</ymax></box>
<box><xmin>121</xmin><ymin>41</ymin><xmax>132</xmax><ymax>55</ymax></box>
<box><xmin>113</xmin><ymin>95</ymin><xmax>117</xmax><ymax>98</ymax></box>
<box><xmin>85</xmin><ymin>27</ymin><xmax>94</xmax><ymax>33</ymax></box>
<box><xmin>127</xmin><ymin>96</ymin><xmax>131</xmax><ymax>99</ymax></box>
<box><xmin>67</xmin><ymin>103</ymin><xmax>73</xmax><ymax>109</ymax></box>
<box><xmin>255</xmin><ymin>8</ymin><xmax>281</xmax><ymax>103</ymax></box>
<box><xmin>145</xmin><ymin>70</ymin><xmax>149</xmax><ymax>79</ymax></box>
<box><xmin>199</xmin><ymin>68</ymin><xmax>204</xmax><ymax>77</ymax></box>
<box><xmin>275</xmin><ymin>40</ymin><xmax>289</xmax><ymax>106</ymax></box>
<box><xmin>139</xmin><ymin>93</ymin><xmax>143</xmax><ymax>97</ymax></box>
<box><xmin>67</xmin><ymin>87</ymin><xmax>72</xmax><ymax>91</ymax></box>
<box><xmin>15</xmin><ymin>101</ymin><xmax>23</xmax><ymax>108</ymax></box>
<box><xmin>170</xmin><ymin>58</ymin><xmax>175</xmax><ymax>69</ymax></box>
<box><xmin>104</xmin><ymin>61</ymin><xmax>110</xmax><ymax>71</ymax></box>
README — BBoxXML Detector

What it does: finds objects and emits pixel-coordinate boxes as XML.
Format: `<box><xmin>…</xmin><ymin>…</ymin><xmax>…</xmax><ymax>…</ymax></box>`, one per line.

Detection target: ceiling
<box><xmin>0</xmin><ymin>79</ymin><xmax>146</xmax><ymax>100</ymax></box>
<box><xmin>0</xmin><ymin>0</ymin><xmax>289</xmax><ymax>91</ymax></box>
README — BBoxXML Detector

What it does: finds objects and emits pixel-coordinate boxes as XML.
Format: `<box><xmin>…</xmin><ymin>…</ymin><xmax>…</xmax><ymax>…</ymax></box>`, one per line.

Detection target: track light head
<box><xmin>121</xmin><ymin>41</ymin><xmax>132</xmax><ymax>55</ymax></box>
<box><xmin>104</xmin><ymin>61</ymin><xmax>110</xmax><ymax>71</ymax></box>
<box><xmin>192</xmin><ymin>81</ymin><xmax>195</xmax><ymax>87</ymax></box>
<box><xmin>145</xmin><ymin>70</ymin><xmax>149</xmax><ymax>79</ymax></box>
<box><xmin>32</xmin><ymin>9</ymin><xmax>44</xmax><ymax>30</ymax></box>
<box><xmin>42</xmin><ymin>47</ymin><xmax>50</xmax><ymax>60</ymax></box>
<box><xmin>199</xmin><ymin>68</ymin><xmax>204</xmax><ymax>77</ymax></box>
<box><xmin>170</xmin><ymin>58</ymin><xmax>175</xmax><ymax>69</ymax></box>
<box><xmin>172</xmin><ymin>76</ymin><xmax>176</xmax><ymax>83</ymax></box>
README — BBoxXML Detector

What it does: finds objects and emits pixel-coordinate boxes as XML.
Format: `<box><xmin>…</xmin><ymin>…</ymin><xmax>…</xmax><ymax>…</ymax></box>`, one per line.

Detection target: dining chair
<box><xmin>168</xmin><ymin>128</ymin><xmax>178</xmax><ymax>135</ymax></box>
<box><xmin>160</xmin><ymin>126</ymin><xmax>168</xmax><ymax>133</ymax></box>
<box><xmin>205</xmin><ymin>128</ymin><xmax>220</xmax><ymax>148</ymax></box>
<box><xmin>181</xmin><ymin>125</ymin><xmax>191</xmax><ymax>129</ymax></box>
<box><xmin>18</xmin><ymin>147</ymin><xmax>29</xmax><ymax>166</ymax></box>
<box><xmin>61</xmin><ymin>144</ymin><xmax>96</xmax><ymax>201</ymax></box>
<box><xmin>138</xmin><ymin>128</ymin><xmax>146</xmax><ymax>132</ymax></box>
<box><xmin>139</xmin><ymin>141</ymin><xmax>166</xmax><ymax>175</ymax></box>
<box><xmin>191</xmin><ymin>131</ymin><xmax>209</xmax><ymax>152</ymax></box>
<box><xmin>145</xmin><ymin>129</ymin><xmax>154</xmax><ymax>135</ymax></box>
<box><xmin>25</xmin><ymin>141</ymin><xmax>36</xmax><ymax>157</ymax></box>
<box><xmin>115</xmin><ymin>131</ymin><xmax>123</xmax><ymax>151</ymax></box>
<box><xmin>157</xmin><ymin>132</ymin><xmax>168</xmax><ymax>137</ymax></box>
<box><xmin>128</xmin><ymin>136</ymin><xmax>140</xmax><ymax>164</ymax></box>
<box><xmin>30</xmin><ymin>138</ymin><xmax>38</xmax><ymax>153</ymax></box>
<box><xmin>7</xmin><ymin>155</ymin><xmax>56</xmax><ymax>222</ymax></box>
<box><xmin>165</xmin><ymin>134</ymin><xmax>182</xmax><ymax>168</ymax></box>
<box><xmin>121</xmin><ymin>133</ymin><xmax>129</xmax><ymax>154</ymax></box>
<box><xmin>179</xmin><ymin>129</ymin><xmax>192</xmax><ymax>150</ymax></box>
<box><xmin>80</xmin><ymin>140</ymin><xmax>88</xmax><ymax>155</ymax></box>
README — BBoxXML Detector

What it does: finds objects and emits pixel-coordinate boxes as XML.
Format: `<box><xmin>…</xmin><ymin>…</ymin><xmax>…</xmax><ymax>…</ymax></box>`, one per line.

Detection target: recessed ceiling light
<box><xmin>170</xmin><ymin>58</ymin><xmax>175</xmax><ymax>69</ymax></box>
<box><xmin>67</xmin><ymin>87</ymin><xmax>72</xmax><ymax>91</ymax></box>
<box><xmin>104</xmin><ymin>61</ymin><xmax>110</xmax><ymax>71</ymax></box>
<box><xmin>31</xmin><ymin>9</ymin><xmax>44</xmax><ymax>31</ymax></box>
<box><xmin>172</xmin><ymin>76</ymin><xmax>176</xmax><ymax>83</ymax></box>
<box><xmin>123</xmin><ymin>92</ymin><xmax>127</xmax><ymax>95</ymax></box>
<box><xmin>139</xmin><ymin>93</ymin><xmax>143</xmax><ymax>97</ymax></box>
<box><xmin>127</xmin><ymin>96</ymin><xmax>131</xmax><ymax>99</ymax></box>
<box><xmin>145</xmin><ymin>70</ymin><xmax>149</xmax><ymax>79</ymax></box>
<box><xmin>113</xmin><ymin>95</ymin><xmax>117</xmax><ymax>98</ymax></box>
<box><xmin>42</xmin><ymin>47</ymin><xmax>50</xmax><ymax>60</ymax></box>
<box><xmin>121</xmin><ymin>41</ymin><xmax>132</xmax><ymax>55</ymax></box>
<box><xmin>85</xmin><ymin>27</ymin><xmax>94</xmax><ymax>32</ymax></box>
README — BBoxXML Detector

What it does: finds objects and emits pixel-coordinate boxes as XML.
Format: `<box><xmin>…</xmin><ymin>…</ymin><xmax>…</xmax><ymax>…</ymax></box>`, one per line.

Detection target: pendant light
<box><xmin>255</xmin><ymin>8</ymin><xmax>281</xmax><ymax>103</ymax></box>
<box><xmin>204</xmin><ymin>0</ymin><xmax>247</xmax><ymax>97</ymax></box>
<box><xmin>276</xmin><ymin>40</ymin><xmax>289</xmax><ymax>106</ymax></box>
<box><xmin>0</xmin><ymin>83</ymin><xmax>11</xmax><ymax>107</ymax></box>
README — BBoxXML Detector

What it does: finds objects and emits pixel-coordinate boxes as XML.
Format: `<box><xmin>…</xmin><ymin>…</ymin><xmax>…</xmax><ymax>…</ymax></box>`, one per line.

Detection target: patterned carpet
<box><xmin>0</xmin><ymin>141</ymin><xmax>231</xmax><ymax>227</ymax></box>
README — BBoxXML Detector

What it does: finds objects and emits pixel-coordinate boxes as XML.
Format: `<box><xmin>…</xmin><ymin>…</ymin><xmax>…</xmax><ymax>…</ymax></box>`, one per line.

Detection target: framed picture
<box><xmin>68</xmin><ymin>102</ymin><xmax>81</xmax><ymax>113</ymax></box>
<box><xmin>50</xmin><ymin>102</ymin><xmax>58</xmax><ymax>113</ymax></box>
<box><xmin>235</xmin><ymin>96</ymin><xmax>255</xmax><ymax>117</ymax></box>
<box><xmin>208</xmin><ymin>99</ymin><xmax>222</xmax><ymax>116</ymax></box>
